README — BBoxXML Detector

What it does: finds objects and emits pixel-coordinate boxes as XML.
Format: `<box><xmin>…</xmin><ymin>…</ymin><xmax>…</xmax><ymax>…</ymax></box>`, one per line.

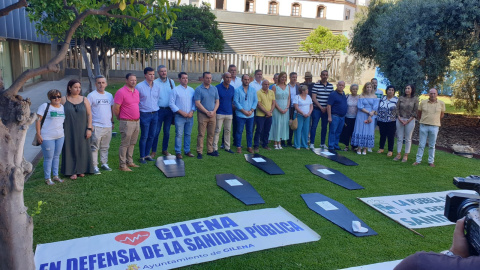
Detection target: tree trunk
<box><xmin>80</xmin><ymin>39</ymin><xmax>95</xmax><ymax>93</ymax></box>
<box><xmin>181</xmin><ymin>53</ymin><xmax>186</xmax><ymax>72</ymax></box>
<box><xmin>0</xmin><ymin>93</ymin><xmax>35</xmax><ymax>270</ymax></box>
<box><xmin>90</xmin><ymin>39</ymin><xmax>101</xmax><ymax>78</ymax></box>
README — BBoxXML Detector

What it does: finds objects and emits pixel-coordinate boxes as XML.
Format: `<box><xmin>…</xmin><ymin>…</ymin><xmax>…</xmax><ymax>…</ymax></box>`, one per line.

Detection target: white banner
<box><xmin>35</xmin><ymin>206</ymin><xmax>320</xmax><ymax>270</ymax></box>
<box><xmin>359</xmin><ymin>190</ymin><xmax>477</xmax><ymax>229</ymax></box>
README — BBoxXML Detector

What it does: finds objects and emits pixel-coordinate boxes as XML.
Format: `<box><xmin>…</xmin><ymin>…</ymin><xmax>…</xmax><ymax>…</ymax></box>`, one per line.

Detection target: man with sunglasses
<box><xmin>87</xmin><ymin>75</ymin><xmax>114</xmax><ymax>174</ymax></box>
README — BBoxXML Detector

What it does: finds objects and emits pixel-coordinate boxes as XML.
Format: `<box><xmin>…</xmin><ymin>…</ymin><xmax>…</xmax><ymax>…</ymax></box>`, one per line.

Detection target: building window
<box><xmin>317</xmin><ymin>5</ymin><xmax>326</xmax><ymax>18</ymax></box>
<box><xmin>268</xmin><ymin>1</ymin><xmax>278</xmax><ymax>15</ymax></box>
<box><xmin>245</xmin><ymin>0</ymin><xmax>255</xmax><ymax>13</ymax></box>
<box><xmin>345</xmin><ymin>9</ymin><xmax>351</xmax><ymax>20</ymax></box>
<box><xmin>216</xmin><ymin>0</ymin><xmax>225</xmax><ymax>10</ymax></box>
<box><xmin>291</xmin><ymin>3</ymin><xmax>301</xmax><ymax>16</ymax></box>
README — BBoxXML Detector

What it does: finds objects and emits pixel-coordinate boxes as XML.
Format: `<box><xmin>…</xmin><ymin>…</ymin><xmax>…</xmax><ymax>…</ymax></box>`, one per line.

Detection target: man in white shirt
<box><xmin>249</xmin><ymin>69</ymin><xmax>263</xmax><ymax>92</ymax></box>
<box><xmin>87</xmin><ymin>75</ymin><xmax>114</xmax><ymax>174</ymax></box>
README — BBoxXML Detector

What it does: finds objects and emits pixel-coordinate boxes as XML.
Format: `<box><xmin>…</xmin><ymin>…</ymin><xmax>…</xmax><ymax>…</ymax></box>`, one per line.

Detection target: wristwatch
<box><xmin>441</xmin><ymin>250</ymin><xmax>456</xmax><ymax>257</ymax></box>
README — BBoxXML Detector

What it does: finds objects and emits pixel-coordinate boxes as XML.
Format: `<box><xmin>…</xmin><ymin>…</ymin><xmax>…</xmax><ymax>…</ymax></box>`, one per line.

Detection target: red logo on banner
<box><xmin>115</xmin><ymin>231</ymin><xmax>150</xmax><ymax>246</ymax></box>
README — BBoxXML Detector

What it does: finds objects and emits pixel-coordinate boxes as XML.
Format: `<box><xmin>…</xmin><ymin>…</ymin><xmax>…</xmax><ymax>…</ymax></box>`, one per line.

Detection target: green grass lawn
<box><xmin>24</xmin><ymin>83</ymin><xmax>480</xmax><ymax>269</ymax></box>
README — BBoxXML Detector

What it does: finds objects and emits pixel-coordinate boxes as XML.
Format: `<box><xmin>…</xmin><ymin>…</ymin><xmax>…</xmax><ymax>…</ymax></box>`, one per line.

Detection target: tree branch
<box><xmin>0</xmin><ymin>0</ymin><xmax>27</xmax><ymax>17</ymax></box>
<box><xmin>2</xmin><ymin>3</ymin><xmax>122</xmax><ymax>97</ymax></box>
<box><xmin>63</xmin><ymin>0</ymin><xmax>79</xmax><ymax>16</ymax></box>
<box><xmin>101</xmin><ymin>13</ymin><xmax>147</xmax><ymax>27</ymax></box>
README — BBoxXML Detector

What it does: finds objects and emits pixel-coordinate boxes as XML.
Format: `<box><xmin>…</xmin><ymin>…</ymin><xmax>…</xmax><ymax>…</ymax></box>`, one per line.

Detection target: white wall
<box><xmin>180</xmin><ymin>0</ymin><xmax>353</xmax><ymax>21</ymax></box>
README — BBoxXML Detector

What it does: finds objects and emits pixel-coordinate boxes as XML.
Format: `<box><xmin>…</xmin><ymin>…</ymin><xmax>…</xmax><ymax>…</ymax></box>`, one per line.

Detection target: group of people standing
<box><xmin>334</xmin><ymin>78</ymin><xmax>445</xmax><ymax>167</ymax></box>
<box><xmin>34</xmin><ymin>65</ymin><xmax>446</xmax><ymax>185</ymax></box>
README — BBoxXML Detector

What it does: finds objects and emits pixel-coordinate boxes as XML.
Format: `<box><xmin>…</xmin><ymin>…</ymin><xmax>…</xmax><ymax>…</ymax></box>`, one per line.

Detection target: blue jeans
<box><xmin>236</xmin><ymin>116</ymin><xmax>254</xmax><ymax>148</ymax></box>
<box><xmin>254</xmin><ymin>116</ymin><xmax>272</xmax><ymax>148</ymax></box>
<box><xmin>41</xmin><ymin>137</ymin><xmax>64</xmax><ymax>179</ymax></box>
<box><xmin>139</xmin><ymin>111</ymin><xmax>158</xmax><ymax>158</ymax></box>
<box><xmin>294</xmin><ymin>114</ymin><xmax>310</xmax><ymax>148</ymax></box>
<box><xmin>328</xmin><ymin>115</ymin><xmax>345</xmax><ymax>150</ymax></box>
<box><xmin>174</xmin><ymin>114</ymin><xmax>193</xmax><ymax>154</ymax></box>
<box><xmin>152</xmin><ymin>108</ymin><xmax>173</xmax><ymax>153</ymax></box>
<box><xmin>415</xmin><ymin>124</ymin><xmax>439</xmax><ymax>164</ymax></box>
<box><xmin>310</xmin><ymin>108</ymin><xmax>328</xmax><ymax>145</ymax></box>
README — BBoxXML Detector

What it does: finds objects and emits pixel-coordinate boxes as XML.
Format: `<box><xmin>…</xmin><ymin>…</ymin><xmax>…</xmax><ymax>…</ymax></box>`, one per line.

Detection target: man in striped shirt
<box><xmin>310</xmin><ymin>70</ymin><xmax>334</xmax><ymax>148</ymax></box>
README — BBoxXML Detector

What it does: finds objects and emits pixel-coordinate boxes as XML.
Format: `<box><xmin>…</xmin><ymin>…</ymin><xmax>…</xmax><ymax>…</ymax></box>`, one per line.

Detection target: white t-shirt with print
<box><xmin>87</xmin><ymin>90</ymin><xmax>114</xmax><ymax>127</ymax></box>
<box><xmin>37</xmin><ymin>103</ymin><xmax>65</xmax><ymax>140</ymax></box>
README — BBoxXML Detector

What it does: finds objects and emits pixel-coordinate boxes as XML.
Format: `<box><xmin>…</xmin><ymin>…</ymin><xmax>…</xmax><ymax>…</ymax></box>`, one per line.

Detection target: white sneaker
<box><xmin>93</xmin><ymin>167</ymin><xmax>101</xmax><ymax>175</ymax></box>
<box><xmin>367</xmin><ymin>148</ymin><xmax>372</xmax><ymax>152</ymax></box>
<box><xmin>274</xmin><ymin>145</ymin><xmax>279</xmax><ymax>150</ymax></box>
<box><xmin>310</xmin><ymin>144</ymin><xmax>315</xmax><ymax>149</ymax></box>
<box><xmin>100</xmin><ymin>164</ymin><xmax>112</xmax><ymax>171</ymax></box>
<box><xmin>45</xmin><ymin>179</ymin><xmax>55</xmax><ymax>185</ymax></box>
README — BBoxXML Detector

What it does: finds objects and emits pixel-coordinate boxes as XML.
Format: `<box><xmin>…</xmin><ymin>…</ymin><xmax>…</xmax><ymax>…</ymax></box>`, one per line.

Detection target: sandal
<box><xmin>393</xmin><ymin>154</ymin><xmax>401</xmax><ymax>161</ymax></box>
<box><xmin>70</xmin><ymin>174</ymin><xmax>77</xmax><ymax>180</ymax></box>
<box><xmin>402</xmin><ymin>155</ymin><xmax>408</xmax><ymax>163</ymax></box>
<box><xmin>377</xmin><ymin>149</ymin><xmax>384</xmax><ymax>154</ymax></box>
<box><xmin>387</xmin><ymin>151</ymin><xmax>393</xmax><ymax>157</ymax></box>
<box><xmin>52</xmin><ymin>176</ymin><xmax>64</xmax><ymax>183</ymax></box>
<box><xmin>343</xmin><ymin>146</ymin><xmax>349</xmax><ymax>151</ymax></box>
<box><xmin>79</xmin><ymin>174</ymin><xmax>85</xmax><ymax>177</ymax></box>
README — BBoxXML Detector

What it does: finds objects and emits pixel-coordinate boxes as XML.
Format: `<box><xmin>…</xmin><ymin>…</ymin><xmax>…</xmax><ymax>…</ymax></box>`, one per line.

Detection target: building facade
<box><xmin>181</xmin><ymin>0</ymin><xmax>366</xmax><ymax>21</ymax></box>
<box><xmin>0</xmin><ymin>0</ymin><xmax>61</xmax><ymax>90</ymax></box>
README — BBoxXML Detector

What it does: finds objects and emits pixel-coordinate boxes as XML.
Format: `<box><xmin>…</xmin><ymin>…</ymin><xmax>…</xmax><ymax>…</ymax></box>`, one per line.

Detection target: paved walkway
<box><xmin>22</xmin><ymin>76</ymin><xmax>90</xmax><ymax>164</ymax></box>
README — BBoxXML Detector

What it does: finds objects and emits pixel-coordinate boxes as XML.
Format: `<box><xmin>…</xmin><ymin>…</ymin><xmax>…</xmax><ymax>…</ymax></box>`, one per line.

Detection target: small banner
<box><xmin>359</xmin><ymin>190</ymin><xmax>477</xmax><ymax>229</ymax></box>
<box><xmin>35</xmin><ymin>206</ymin><xmax>320</xmax><ymax>270</ymax></box>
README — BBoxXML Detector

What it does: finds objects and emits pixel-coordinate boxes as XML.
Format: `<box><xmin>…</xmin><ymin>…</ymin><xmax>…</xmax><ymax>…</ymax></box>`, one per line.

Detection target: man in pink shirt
<box><xmin>113</xmin><ymin>73</ymin><xmax>141</xmax><ymax>171</ymax></box>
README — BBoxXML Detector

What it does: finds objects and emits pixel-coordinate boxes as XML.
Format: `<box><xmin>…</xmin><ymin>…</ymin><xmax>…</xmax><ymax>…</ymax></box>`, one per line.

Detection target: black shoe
<box><xmin>139</xmin><ymin>158</ymin><xmax>147</xmax><ymax>164</ymax></box>
<box><xmin>197</xmin><ymin>153</ymin><xmax>203</xmax><ymax>159</ymax></box>
<box><xmin>225</xmin><ymin>149</ymin><xmax>234</xmax><ymax>154</ymax></box>
<box><xmin>220</xmin><ymin>144</ymin><xmax>225</xmax><ymax>149</ymax></box>
<box><xmin>145</xmin><ymin>156</ymin><xmax>154</xmax><ymax>161</ymax></box>
<box><xmin>207</xmin><ymin>151</ymin><xmax>219</xmax><ymax>157</ymax></box>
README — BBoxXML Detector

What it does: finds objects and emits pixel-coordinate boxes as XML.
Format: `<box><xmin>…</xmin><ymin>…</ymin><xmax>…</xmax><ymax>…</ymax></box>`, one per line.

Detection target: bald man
<box><xmin>327</xmin><ymin>81</ymin><xmax>348</xmax><ymax>151</ymax></box>
<box><xmin>413</xmin><ymin>88</ymin><xmax>445</xmax><ymax>167</ymax></box>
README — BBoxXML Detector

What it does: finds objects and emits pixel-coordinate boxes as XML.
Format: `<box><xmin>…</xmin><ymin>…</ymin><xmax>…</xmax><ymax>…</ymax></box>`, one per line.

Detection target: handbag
<box><xmin>32</xmin><ymin>103</ymin><xmax>50</xmax><ymax>146</ymax></box>
<box><xmin>289</xmin><ymin>113</ymin><xmax>298</xmax><ymax>130</ymax></box>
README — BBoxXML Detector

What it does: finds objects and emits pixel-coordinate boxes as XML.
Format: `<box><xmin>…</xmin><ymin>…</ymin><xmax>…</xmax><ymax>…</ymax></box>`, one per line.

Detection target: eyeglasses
<box><xmin>50</xmin><ymin>96</ymin><xmax>61</xmax><ymax>100</ymax></box>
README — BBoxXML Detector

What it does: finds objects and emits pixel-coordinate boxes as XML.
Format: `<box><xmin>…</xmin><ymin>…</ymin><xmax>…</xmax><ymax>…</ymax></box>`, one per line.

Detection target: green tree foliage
<box><xmin>298</xmin><ymin>25</ymin><xmax>349</xmax><ymax>69</ymax></box>
<box><xmin>450</xmin><ymin>49</ymin><xmax>480</xmax><ymax>114</ymax></box>
<box><xmin>27</xmin><ymin>0</ymin><xmax>178</xmax><ymax>90</ymax></box>
<box><xmin>160</xmin><ymin>3</ymin><xmax>225</xmax><ymax>71</ymax></box>
<box><xmin>350</xmin><ymin>0</ymin><xmax>480</xmax><ymax>98</ymax></box>
<box><xmin>27</xmin><ymin>1</ymin><xmax>177</xmax><ymax>42</ymax></box>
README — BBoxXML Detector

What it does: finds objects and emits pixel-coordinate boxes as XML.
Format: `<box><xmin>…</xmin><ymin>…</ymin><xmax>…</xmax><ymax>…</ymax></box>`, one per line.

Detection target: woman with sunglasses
<box><xmin>61</xmin><ymin>79</ymin><xmax>94</xmax><ymax>179</ymax></box>
<box><xmin>35</xmin><ymin>90</ymin><xmax>66</xmax><ymax>185</ymax></box>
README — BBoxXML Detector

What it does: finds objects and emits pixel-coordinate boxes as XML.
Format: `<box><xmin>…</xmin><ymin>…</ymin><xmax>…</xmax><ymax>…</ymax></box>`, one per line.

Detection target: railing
<box><xmin>65</xmin><ymin>48</ymin><xmax>340</xmax><ymax>77</ymax></box>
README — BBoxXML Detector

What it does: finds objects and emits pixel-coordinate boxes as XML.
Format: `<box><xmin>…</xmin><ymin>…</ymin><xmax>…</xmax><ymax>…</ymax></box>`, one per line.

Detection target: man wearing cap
<box><xmin>300</xmin><ymin>71</ymin><xmax>315</xmax><ymax>98</ymax></box>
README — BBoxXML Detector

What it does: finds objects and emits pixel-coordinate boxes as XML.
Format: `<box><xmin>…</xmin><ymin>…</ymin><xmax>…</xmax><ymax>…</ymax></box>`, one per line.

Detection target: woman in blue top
<box><xmin>351</xmin><ymin>82</ymin><xmax>379</xmax><ymax>155</ymax></box>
